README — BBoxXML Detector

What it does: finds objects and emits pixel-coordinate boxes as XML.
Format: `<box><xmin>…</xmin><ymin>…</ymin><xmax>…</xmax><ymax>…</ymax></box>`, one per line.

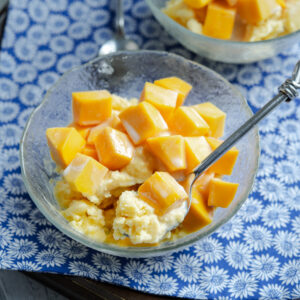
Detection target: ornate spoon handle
<box><xmin>192</xmin><ymin>60</ymin><xmax>300</xmax><ymax>186</ymax></box>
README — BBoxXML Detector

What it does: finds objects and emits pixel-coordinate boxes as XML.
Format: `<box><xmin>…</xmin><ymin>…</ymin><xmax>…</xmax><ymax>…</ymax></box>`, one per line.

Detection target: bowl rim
<box><xmin>20</xmin><ymin>50</ymin><xmax>260</xmax><ymax>257</ymax></box>
<box><xmin>146</xmin><ymin>0</ymin><xmax>300</xmax><ymax>46</ymax></box>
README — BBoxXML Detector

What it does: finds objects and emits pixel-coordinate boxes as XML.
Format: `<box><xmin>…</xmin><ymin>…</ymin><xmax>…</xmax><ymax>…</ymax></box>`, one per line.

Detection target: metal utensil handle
<box><xmin>115</xmin><ymin>0</ymin><xmax>125</xmax><ymax>36</ymax></box>
<box><xmin>193</xmin><ymin>60</ymin><xmax>300</xmax><ymax>181</ymax></box>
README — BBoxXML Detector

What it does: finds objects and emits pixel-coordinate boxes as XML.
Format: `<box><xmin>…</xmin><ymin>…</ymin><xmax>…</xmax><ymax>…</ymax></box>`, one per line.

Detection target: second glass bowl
<box><xmin>146</xmin><ymin>0</ymin><xmax>300</xmax><ymax>64</ymax></box>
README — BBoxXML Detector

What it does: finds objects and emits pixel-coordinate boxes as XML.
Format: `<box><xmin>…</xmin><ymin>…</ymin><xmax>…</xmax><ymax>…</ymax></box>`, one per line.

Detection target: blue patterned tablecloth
<box><xmin>0</xmin><ymin>0</ymin><xmax>299</xmax><ymax>299</ymax></box>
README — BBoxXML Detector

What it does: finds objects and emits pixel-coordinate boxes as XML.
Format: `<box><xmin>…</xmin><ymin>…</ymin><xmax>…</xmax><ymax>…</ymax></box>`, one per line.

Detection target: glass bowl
<box><xmin>20</xmin><ymin>50</ymin><xmax>259</xmax><ymax>257</ymax></box>
<box><xmin>146</xmin><ymin>0</ymin><xmax>300</xmax><ymax>63</ymax></box>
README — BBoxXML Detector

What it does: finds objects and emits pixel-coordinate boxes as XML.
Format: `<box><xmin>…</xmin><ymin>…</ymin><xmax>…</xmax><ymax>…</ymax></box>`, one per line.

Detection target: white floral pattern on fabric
<box><xmin>200</xmin><ymin>266</ymin><xmax>228</xmax><ymax>294</ymax></box>
<box><xmin>243</xmin><ymin>225</ymin><xmax>272</xmax><ymax>251</ymax></box>
<box><xmin>194</xmin><ymin>236</ymin><xmax>224</xmax><ymax>263</ymax></box>
<box><xmin>60</xmin><ymin>239</ymin><xmax>88</xmax><ymax>259</ymax></box>
<box><xmin>144</xmin><ymin>255</ymin><xmax>174</xmax><ymax>272</ymax></box>
<box><xmin>92</xmin><ymin>252</ymin><xmax>121</xmax><ymax>273</ymax></box>
<box><xmin>173</xmin><ymin>254</ymin><xmax>202</xmax><ymax>283</ymax></box>
<box><xmin>4</xmin><ymin>197</ymin><xmax>31</xmax><ymax>215</ymax></box>
<box><xmin>250</xmin><ymin>254</ymin><xmax>279</xmax><ymax>281</ymax></box>
<box><xmin>0</xmin><ymin>1</ymin><xmax>299</xmax><ymax>299</ymax></box>
<box><xmin>262</xmin><ymin>203</ymin><xmax>290</xmax><ymax>229</ymax></box>
<box><xmin>7</xmin><ymin>239</ymin><xmax>38</xmax><ymax>259</ymax></box>
<box><xmin>279</xmin><ymin>260</ymin><xmax>300</xmax><ymax>286</ymax></box>
<box><xmin>225</xmin><ymin>241</ymin><xmax>253</xmax><ymax>270</ymax></box>
<box><xmin>227</xmin><ymin>272</ymin><xmax>257</xmax><ymax>299</ymax></box>
<box><xmin>148</xmin><ymin>274</ymin><xmax>178</xmax><ymax>296</ymax></box>
<box><xmin>69</xmin><ymin>261</ymin><xmax>98</xmax><ymax>279</ymax></box>
<box><xmin>36</xmin><ymin>249</ymin><xmax>65</xmax><ymax>267</ymax></box>
<box><xmin>124</xmin><ymin>260</ymin><xmax>152</xmax><ymax>285</ymax></box>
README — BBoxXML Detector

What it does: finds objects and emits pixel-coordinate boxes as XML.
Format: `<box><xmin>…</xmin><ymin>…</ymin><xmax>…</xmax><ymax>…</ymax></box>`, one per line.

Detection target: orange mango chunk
<box><xmin>208</xmin><ymin>178</ymin><xmax>239</xmax><ymax>208</ymax></box>
<box><xmin>63</xmin><ymin>153</ymin><xmax>108</xmax><ymax>196</ymax></box>
<box><xmin>154</xmin><ymin>77</ymin><xmax>192</xmax><ymax>107</ymax></box>
<box><xmin>185</xmin><ymin>137</ymin><xmax>212</xmax><ymax>173</ymax></box>
<box><xmin>169</xmin><ymin>106</ymin><xmax>209</xmax><ymax>136</ymax></box>
<box><xmin>68</xmin><ymin>122</ymin><xmax>92</xmax><ymax>140</ymax></box>
<box><xmin>138</xmin><ymin>171</ymin><xmax>188</xmax><ymax>216</ymax></box>
<box><xmin>205</xmin><ymin>137</ymin><xmax>239</xmax><ymax>175</ymax></box>
<box><xmin>147</xmin><ymin>135</ymin><xmax>186</xmax><ymax>171</ymax></box>
<box><xmin>46</xmin><ymin>127</ymin><xmax>86</xmax><ymax>168</ymax></box>
<box><xmin>182</xmin><ymin>186</ymin><xmax>212</xmax><ymax>233</ymax></box>
<box><xmin>203</xmin><ymin>1</ymin><xmax>236</xmax><ymax>40</ymax></box>
<box><xmin>87</xmin><ymin>114</ymin><xmax>123</xmax><ymax>145</ymax></box>
<box><xmin>94</xmin><ymin>127</ymin><xmax>134</xmax><ymax>170</ymax></box>
<box><xmin>237</xmin><ymin>0</ymin><xmax>277</xmax><ymax>25</ymax></box>
<box><xmin>119</xmin><ymin>102</ymin><xmax>168</xmax><ymax>145</ymax></box>
<box><xmin>184</xmin><ymin>0</ymin><xmax>211</xmax><ymax>9</ymax></box>
<box><xmin>72</xmin><ymin>90</ymin><xmax>112</xmax><ymax>126</ymax></box>
<box><xmin>140</xmin><ymin>82</ymin><xmax>178</xmax><ymax>120</ymax></box>
<box><xmin>81</xmin><ymin>144</ymin><xmax>98</xmax><ymax>160</ymax></box>
<box><xmin>193</xmin><ymin>102</ymin><xmax>226</xmax><ymax>138</ymax></box>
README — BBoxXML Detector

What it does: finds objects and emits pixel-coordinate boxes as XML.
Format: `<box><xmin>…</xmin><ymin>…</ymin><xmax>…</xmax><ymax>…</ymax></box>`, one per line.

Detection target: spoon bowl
<box><xmin>98</xmin><ymin>0</ymin><xmax>139</xmax><ymax>56</ymax></box>
<box><xmin>99</xmin><ymin>34</ymin><xmax>139</xmax><ymax>56</ymax></box>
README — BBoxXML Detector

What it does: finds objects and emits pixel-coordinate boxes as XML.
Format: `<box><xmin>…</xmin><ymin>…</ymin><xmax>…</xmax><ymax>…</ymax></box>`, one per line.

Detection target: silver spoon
<box><xmin>99</xmin><ymin>0</ymin><xmax>139</xmax><ymax>56</ymax></box>
<box><xmin>186</xmin><ymin>60</ymin><xmax>300</xmax><ymax>212</ymax></box>
<box><xmin>167</xmin><ymin>61</ymin><xmax>300</xmax><ymax>235</ymax></box>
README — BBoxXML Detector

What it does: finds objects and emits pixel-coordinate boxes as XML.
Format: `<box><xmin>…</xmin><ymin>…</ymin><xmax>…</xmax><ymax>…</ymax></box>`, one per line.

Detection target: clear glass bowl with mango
<box><xmin>20</xmin><ymin>51</ymin><xmax>259</xmax><ymax>257</ymax></box>
<box><xmin>163</xmin><ymin>0</ymin><xmax>300</xmax><ymax>41</ymax></box>
<box><xmin>46</xmin><ymin>77</ymin><xmax>240</xmax><ymax>246</ymax></box>
<box><xmin>146</xmin><ymin>0</ymin><xmax>300</xmax><ymax>63</ymax></box>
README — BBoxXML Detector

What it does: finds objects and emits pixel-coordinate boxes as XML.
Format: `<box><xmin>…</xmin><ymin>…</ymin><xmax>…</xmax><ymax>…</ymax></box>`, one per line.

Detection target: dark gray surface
<box><xmin>0</xmin><ymin>270</ymin><xmax>67</xmax><ymax>300</ymax></box>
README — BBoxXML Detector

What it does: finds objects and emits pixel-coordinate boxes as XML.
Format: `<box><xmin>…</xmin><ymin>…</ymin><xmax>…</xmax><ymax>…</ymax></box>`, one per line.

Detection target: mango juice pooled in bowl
<box><xmin>46</xmin><ymin>77</ymin><xmax>239</xmax><ymax>246</ymax></box>
<box><xmin>163</xmin><ymin>0</ymin><xmax>300</xmax><ymax>41</ymax></box>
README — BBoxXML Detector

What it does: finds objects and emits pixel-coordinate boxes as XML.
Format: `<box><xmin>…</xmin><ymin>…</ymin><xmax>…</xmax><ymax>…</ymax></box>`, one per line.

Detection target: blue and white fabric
<box><xmin>0</xmin><ymin>0</ymin><xmax>299</xmax><ymax>299</ymax></box>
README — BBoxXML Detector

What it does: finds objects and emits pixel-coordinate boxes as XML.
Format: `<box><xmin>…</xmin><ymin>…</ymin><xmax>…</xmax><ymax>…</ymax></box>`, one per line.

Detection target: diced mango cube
<box><xmin>81</xmin><ymin>144</ymin><xmax>98</xmax><ymax>160</ymax></box>
<box><xmin>147</xmin><ymin>135</ymin><xmax>186</xmax><ymax>171</ymax></box>
<box><xmin>46</xmin><ymin>127</ymin><xmax>86</xmax><ymax>168</ymax></box>
<box><xmin>208</xmin><ymin>178</ymin><xmax>239</xmax><ymax>208</ymax></box>
<box><xmin>72</xmin><ymin>90</ymin><xmax>112</xmax><ymax>126</ymax></box>
<box><xmin>138</xmin><ymin>171</ymin><xmax>188</xmax><ymax>216</ymax></box>
<box><xmin>140</xmin><ymin>82</ymin><xmax>178</xmax><ymax>120</ymax></box>
<box><xmin>205</xmin><ymin>137</ymin><xmax>239</xmax><ymax>175</ymax></box>
<box><xmin>94</xmin><ymin>127</ymin><xmax>134</xmax><ymax>170</ymax></box>
<box><xmin>68</xmin><ymin>122</ymin><xmax>92</xmax><ymax>140</ymax></box>
<box><xmin>185</xmin><ymin>137</ymin><xmax>212</xmax><ymax>173</ymax></box>
<box><xmin>119</xmin><ymin>102</ymin><xmax>168</xmax><ymax>145</ymax></box>
<box><xmin>203</xmin><ymin>1</ymin><xmax>236</xmax><ymax>40</ymax></box>
<box><xmin>169</xmin><ymin>106</ymin><xmax>209</xmax><ymax>136</ymax></box>
<box><xmin>63</xmin><ymin>153</ymin><xmax>108</xmax><ymax>196</ymax></box>
<box><xmin>237</xmin><ymin>0</ymin><xmax>277</xmax><ymax>25</ymax></box>
<box><xmin>182</xmin><ymin>186</ymin><xmax>212</xmax><ymax>233</ymax></box>
<box><xmin>193</xmin><ymin>102</ymin><xmax>226</xmax><ymax>138</ymax></box>
<box><xmin>154</xmin><ymin>77</ymin><xmax>192</xmax><ymax>107</ymax></box>
<box><xmin>184</xmin><ymin>0</ymin><xmax>211</xmax><ymax>9</ymax></box>
<box><xmin>87</xmin><ymin>114</ymin><xmax>123</xmax><ymax>145</ymax></box>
